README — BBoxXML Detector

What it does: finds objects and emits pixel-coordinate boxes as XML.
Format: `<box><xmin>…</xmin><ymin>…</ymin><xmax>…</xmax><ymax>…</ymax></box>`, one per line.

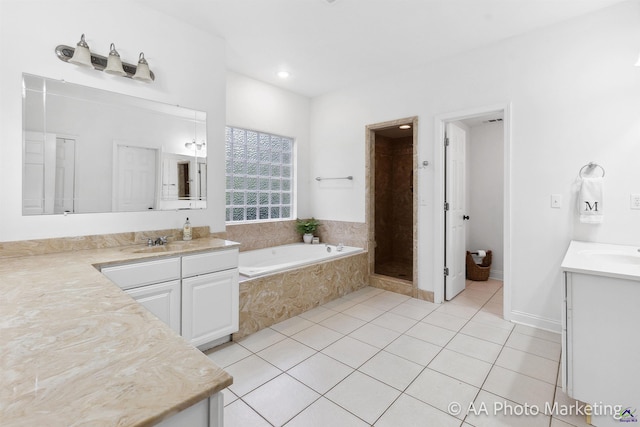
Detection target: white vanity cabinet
<box><xmin>182</xmin><ymin>250</ymin><xmax>239</xmax><ymax>348</ymax></box>
<box><xmin>102</xmin><ymin>258</ymin><xmax>182</xmax><ymax>334</ymax></box>
<box><xmin>561</xmin><ymin>241</ymin><xmax>640</xmax><ymax>427</ymax></box>
<box><xmin>101</xmin><ymin>248</ymin><xmax>239</xmax><ymax>348</ymax></box>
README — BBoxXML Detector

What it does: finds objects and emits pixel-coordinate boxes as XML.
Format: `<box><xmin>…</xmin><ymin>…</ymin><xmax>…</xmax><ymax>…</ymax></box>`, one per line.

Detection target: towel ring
<box><xmin>579</xmin><ymin>162</ymin><xmax>605</xmax><ymax>178</ymax></box>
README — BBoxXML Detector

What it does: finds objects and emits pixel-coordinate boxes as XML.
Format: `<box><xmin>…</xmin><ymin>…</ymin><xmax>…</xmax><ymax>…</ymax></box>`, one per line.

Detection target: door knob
<box><xmin>463</xmin><ymin>215</ymin><xmax>470</xmax><ymax>220</ymax></box>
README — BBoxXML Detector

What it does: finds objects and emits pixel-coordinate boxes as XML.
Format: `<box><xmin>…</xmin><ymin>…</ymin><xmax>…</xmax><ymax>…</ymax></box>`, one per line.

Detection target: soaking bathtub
<box><xmin>238</xmin><ymin>243</ymin><xmax>363</xmax><ymax>278</ymax></box>
<box><xmin>235</xmin><ymin>243</ymin><xmax>368</xmax><ymax>338</ymax></box>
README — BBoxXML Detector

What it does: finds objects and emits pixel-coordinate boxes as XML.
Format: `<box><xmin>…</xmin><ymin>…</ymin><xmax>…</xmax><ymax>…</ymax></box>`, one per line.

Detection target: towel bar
<box><xmin>579</xmin><ymin>162</ymin><xmax>605</xmax><ymax>178</ymax></box>
<box><xmin>315</xmin><ymin>176</ymin><xmax>353</xmax><ymax>181</ymax></box>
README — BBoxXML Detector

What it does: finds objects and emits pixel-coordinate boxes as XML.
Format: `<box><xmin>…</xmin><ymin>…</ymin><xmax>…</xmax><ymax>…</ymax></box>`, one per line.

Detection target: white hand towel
<box><xmin>579</xmin><ymin>177</ymin><xmax>604</xmax><ymax>224</ymax></box>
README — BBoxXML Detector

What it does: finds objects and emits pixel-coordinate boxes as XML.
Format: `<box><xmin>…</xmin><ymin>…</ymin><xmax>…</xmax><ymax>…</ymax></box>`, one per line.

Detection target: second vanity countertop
<box><xmin>561</xmin><ymin>240</ymin><xmax>640</xmax><ymax>281</ymax></box>
<box><xmin>0</xmin><ymin>236</ymin><xmax>239</xmax><ymax>427</ymax></box>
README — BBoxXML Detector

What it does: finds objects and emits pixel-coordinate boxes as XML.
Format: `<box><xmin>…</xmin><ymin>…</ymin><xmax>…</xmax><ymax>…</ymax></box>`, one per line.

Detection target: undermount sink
<box><xmin>577</xmin><ymin>250</ymin><xmax>640</xmax><ymax>265</ymax></box>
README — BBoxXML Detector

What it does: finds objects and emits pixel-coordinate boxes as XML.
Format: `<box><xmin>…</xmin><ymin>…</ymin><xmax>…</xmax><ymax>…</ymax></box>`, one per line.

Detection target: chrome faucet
<box><xmin>147</xmin><ymin>236</ymin><xmax>168</xmax><ymax>246</ymax></box>
<box><xmin>337</xmin><ymin>242</ymin><xmax>344</xmax><ymax>252</ymax></box>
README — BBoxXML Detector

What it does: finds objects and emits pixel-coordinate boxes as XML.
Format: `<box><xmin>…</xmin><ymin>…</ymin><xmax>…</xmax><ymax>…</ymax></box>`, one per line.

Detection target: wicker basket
<box><xmin>466</xmin><ymin>250</ymin><xmax>492</xmax><ymax>281</ymax></box>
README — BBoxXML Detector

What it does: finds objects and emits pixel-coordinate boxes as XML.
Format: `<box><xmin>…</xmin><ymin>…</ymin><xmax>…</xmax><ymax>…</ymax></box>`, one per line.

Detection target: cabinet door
<box><xmin>126</xmin><ymin>280</ymin><xmax>181</xmax><ymax>334</ymax></box>
<box><xmin>182</xmin><ymin>269</ymin><xmax>239</xmax><ymax>347</ymax></box>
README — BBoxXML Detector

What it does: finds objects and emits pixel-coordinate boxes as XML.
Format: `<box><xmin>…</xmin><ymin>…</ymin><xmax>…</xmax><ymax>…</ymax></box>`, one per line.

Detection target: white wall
<box><xmin>309</xmin><ymin>0</ymin><xmax>640</xmax><ymax>330</ymax></box>
<box><xmin>468</xmin><ymin>122</ymin><xmax>504</xmax><ymax>279</ymax></box>
<box><xmin>0</xmin><ymin>0</ymin><xmax>226</xmax><ymax>241</ymax></box>
<box><xmin>226</xmin><ymin>71</ymin><xmax>312</xmax><ymax>218</ymax></box>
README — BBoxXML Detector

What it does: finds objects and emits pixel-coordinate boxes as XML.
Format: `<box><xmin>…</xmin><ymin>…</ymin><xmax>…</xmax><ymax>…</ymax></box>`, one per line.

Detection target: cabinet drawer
<box><xmin>182</xmin><ymin>249</ymin><xmax>238</xmax><ymax>278</ymax></box>
<box><xmin>102</xmin><ymin>257</ymin><xmax>181</xmax><ymax>290</ymax></box>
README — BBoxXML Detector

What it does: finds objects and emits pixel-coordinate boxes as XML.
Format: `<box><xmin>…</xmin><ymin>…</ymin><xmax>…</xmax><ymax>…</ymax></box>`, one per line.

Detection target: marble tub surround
<box><xmin>0</xmin><ymin>226</ymin><xmax>211</xmax><ymax>259</ymax></box>
<box><xmin>235</xmin><ymin>251</ymin><xmax>368</xmax><ymax>339</ymax></box>
<box><xmin>214</xmin><ymin>219</ymin><xmax>368</xmax><ymax>252</ymax></box>
<box><xmin>1</xmin><ymin>236</ymin><xmax>236</xmax><ymax>426</ymax></box>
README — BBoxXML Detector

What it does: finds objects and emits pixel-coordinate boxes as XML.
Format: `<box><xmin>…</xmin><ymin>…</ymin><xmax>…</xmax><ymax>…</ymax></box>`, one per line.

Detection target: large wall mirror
<box><xmin>22</xmin><ymin>73</ymin><xmax>207</xmax><ymax>215</ymax></box>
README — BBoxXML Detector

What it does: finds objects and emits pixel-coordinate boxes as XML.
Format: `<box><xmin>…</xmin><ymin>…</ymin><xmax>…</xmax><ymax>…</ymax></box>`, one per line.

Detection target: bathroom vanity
<box><xmin>561</xmin><ymin>241</ymin><xmax>640</xmax><ymax>427</ymax></box>
<box><xmin>0</xmin><ymin>236</ymin><xmax>238</xmax><ymax>426</ymax></box>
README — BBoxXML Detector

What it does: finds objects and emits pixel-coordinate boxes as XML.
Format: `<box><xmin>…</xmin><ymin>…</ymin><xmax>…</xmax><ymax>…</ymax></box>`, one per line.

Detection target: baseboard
<box><xmin>489</xmin><ymin>269</ymin><xmax>503</xmax><ymax>281</ymax></box>
<box><xmin>509</xmin><ymin>310</ymin><xmax>561</xmax><ymax>333</ymax></box>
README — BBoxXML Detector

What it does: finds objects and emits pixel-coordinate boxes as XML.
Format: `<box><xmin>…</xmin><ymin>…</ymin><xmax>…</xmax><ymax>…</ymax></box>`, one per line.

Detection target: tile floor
<box><xmin>207</xmin><ymin>280</ymin><xmax>589</xmax><ymax>427</ymax></box>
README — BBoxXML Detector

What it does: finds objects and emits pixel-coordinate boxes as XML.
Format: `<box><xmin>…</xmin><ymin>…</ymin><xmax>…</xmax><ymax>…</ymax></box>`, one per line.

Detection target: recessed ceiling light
<box><xmin>399</xmin><ymin>124</ymin><xmax>411</xmax><ymax>129</ymax></box>
<box><xmin>277</xmin><ymin>70</ymin><xmax>290</xmax><ymax>79</ymax></box>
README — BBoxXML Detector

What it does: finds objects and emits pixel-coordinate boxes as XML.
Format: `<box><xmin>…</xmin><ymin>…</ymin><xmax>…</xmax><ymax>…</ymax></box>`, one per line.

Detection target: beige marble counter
<box><xmin>0</xmin><ymin>236</ymin><xmax>239</xmax><ymax>426</ymax></box>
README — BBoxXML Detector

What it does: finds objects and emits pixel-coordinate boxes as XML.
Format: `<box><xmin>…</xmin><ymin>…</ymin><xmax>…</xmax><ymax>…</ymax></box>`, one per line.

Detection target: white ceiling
<box><xmin>138</xmin><ymin>0</ymin><xmax>624</xmax><ymax>98</ymax></box>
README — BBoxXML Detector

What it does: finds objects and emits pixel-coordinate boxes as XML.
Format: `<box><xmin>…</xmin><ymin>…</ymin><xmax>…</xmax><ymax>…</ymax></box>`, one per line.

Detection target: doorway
<box><xmin>367</xmin><ymin>117</ymin><xmax>418</xmax><ymax>297</ymax></box>
<box><xmin>435</xmin><ymin>104</ymin><xmax>510</xmax><ymax>320</ymax></box>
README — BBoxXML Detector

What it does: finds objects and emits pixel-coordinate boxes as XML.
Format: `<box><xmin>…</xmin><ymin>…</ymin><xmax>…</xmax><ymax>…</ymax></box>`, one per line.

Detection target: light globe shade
<box><xmin>104</xmin><ymin>43</ymin><xmax>126</xmax><ymax>76</ymax></box>
<box><xmin>69</xmin><ymin>34</ymin><xmax>92</xmax><ymax>67</ymax></box>
<box><xmin>132</xmin><ymin>52</ymin><xmax>152</xmax><ymax>82</ymax></box>
<box><xmin>635</xmin><ymin>52</ymin><xmax>640</xmax><ymax>67</ymax></box>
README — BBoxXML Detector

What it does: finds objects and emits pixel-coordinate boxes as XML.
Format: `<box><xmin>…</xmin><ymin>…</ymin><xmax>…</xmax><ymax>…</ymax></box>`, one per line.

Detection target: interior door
<box><xmin>115</xmin><ymin>145</ymin><xmax>157</xmax><ymax>211</ymax></box>
<box><xmin>445</xmin><ymin>122</ymin><xmax>467</xmax><ymax>300</ymax></box>
<box><xmin>54</xmin><ymin>138</ymin><xmax>76</xmax><ymax>214</ymax></box>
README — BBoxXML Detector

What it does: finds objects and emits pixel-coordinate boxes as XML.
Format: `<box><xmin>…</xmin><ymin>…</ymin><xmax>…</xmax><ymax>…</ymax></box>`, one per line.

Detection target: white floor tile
<box><xmin>384</xmin><ymin>334</ymin><xmax>443</xmax><ymax>366</ymax></box>
<box><xmin>405</xmin><ymin>322</ymin><xmax>457</xmax><ymax>347</ymax></box>
<box><xmin>348</xmin><ymin>322</ymin><xmax>401</xmax><ymax>348</ymax></box>
<box><xmin>270</xmin><ymin>315</ymin><xmax>315</xmax><ymax>336</ymax></box>
<box><xmin>220</xmin><ymin>388</ymin><xmax>238</xmax><ymax>406</ymax></box>
<box><xmin>514</xmin><ymin>324</ymin><xmax>561</xmax><ymax>344</ymax></box>
<box><xmin>286</xmin><ymin>397</ymin><xmax>369</xmax><ymax>427</ymax></box>
<box><xmin>326</xmin><ymin>371</ymin><xmax>401</xmax><ymax>425</ymax></box>
<box><xmin>322</xmin><ymin>296</ymin><xmax>359</xmax><ymax>312</ymax></box>
<box><xmin>445</xmin><ymin>333</ymin><xmax>502</xmax><ymax>363</ymax></box>
<box><xmin>389</xmin><ymin>300</ymin><xmax>437</xmax><ymax>320</ymax></box>
<box><xmin>465</xmin><ymin>390</ymin><xmax>551</xmax><ymax>427</ymax></box>
<box><xmin>362</xmin><ymin>292</ymin><xmax>410</xmax><ymax>311</ymax></box>
<box><xmin>483</xmin><ymin>366</ymin><xmax>556</xmax><ymax>408</ymax></box>
<box><xmin>495</xmin><ymin>346</ymin><xmax>559</xmax><ymax>385</ymax></box>
<box><xmin>257</xmin><ymin>337</ymin><xmax>316</xmax><ymax>371</ymax></box>
<box><xmin>428</xmin><ymin>348</ymin><xmax>493</xmax><ymax>388</ymax></box>
<box><xmin>206</xmin><ymin>342</ymin><xmax>252</xmax><ymax>368</ymax></box>
<box><xmin>370</xmin><ymin>311</ymin><xmax>418</xmax><ymax>333</ymax></box>
<box><xmin>481</xmin><ymin>302</ymin><xmax>503</xmax><ymax>316</ymax></box>
<box><xmin>291</xmin><ymin>323</ymin><xmax>343</xmax><ymax>350</ymax></box>
<box><xmin>319</xmin><ymin>312</ymin><xmax>367</xmax><ymax>334</ymax></box>
<box><xmin>321</xmin><ymin>335</ymin><xmax>379</xmax><ymax>368</ymax></box>
<box><xmin>298</xmin><ymin>305</ymin><xmax>336</xmax><ymax>323</ymax></box>
<box><xmin>471</xmin><ymin>310</ymin><xmax>515</xmax><ymax>331</ymax></box>
<box><xmin>505</xmin><ymin>332</ymin><xmax>562</xmax><ymax>361</ymax></box>
<box><xmin>288</xmin><ymin>352</ymin><xmax>353</xmax><ymax>394</ymax></box>
<box><xmin>359</xmin><ymin>350</ymin><xmax>424</xmax><ymax>391</ymax></box>
<box><xmin>224</xmin><ymin>355</ymin><xmax>281</xmax><ymax>397</ymax></box>
<box><xmin>436</xmin><ymin>302</ymin><xmax>479</xmax><ymax>319</ymax></box>
<box><xmin>224</xmin><ymin>399</ymin><xmax>271</xmax><ymax>427</ymax></box>
<box><xmin>460</xmin><ymin>320</ymin><xmax>512</xmax><ymax>345</ymax></box>
<box><xmin>405</xmin><ymin>368</ymin><xmax>479</xmax><ymax>419</ymax></box>
<box><xmin>237</xmin><ymin>327</ymin><xmax>287</xmax><ymax>353</ymax></box>
<box><xmin>422</xmin><ymin>311</ymin><xmax>469</xmax><ymax>332</ymax></box>
<box><xmin>550</xmin><ymin>387</ymin><xmax>593</xmax><ymax>427</ymax></box>
<box><xmin>342</xmin><ymin>303</ymin><xmax>386</xmax><ymax>322</ymax></box>
<box><xmin>374</xmin><ymin>393</ymin><xmax>462</xmax><ymax>427</ymax></box>
<box><xmin>243</xmin><ymin>374</ymin><xmax>319</xmax><ymax>426</ymax></box>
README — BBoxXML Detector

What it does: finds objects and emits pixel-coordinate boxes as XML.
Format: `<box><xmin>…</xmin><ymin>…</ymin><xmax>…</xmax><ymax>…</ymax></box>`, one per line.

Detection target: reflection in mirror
<box><xmin>22</xmin><ymin>74</ymin><xmax>207</xmax><ymax>215</ymax></box>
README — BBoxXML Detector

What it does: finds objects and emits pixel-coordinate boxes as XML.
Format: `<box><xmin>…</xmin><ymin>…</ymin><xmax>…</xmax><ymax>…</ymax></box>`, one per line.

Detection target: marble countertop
<box><xmin>561</xmin><ymin>240</ymin><xmax>640</xmax><ymax>281</ymax></box>
<box><xmin>0</xmin><ymin>236</ymin><xmax>239</xmax><ymax>426</ymax></box>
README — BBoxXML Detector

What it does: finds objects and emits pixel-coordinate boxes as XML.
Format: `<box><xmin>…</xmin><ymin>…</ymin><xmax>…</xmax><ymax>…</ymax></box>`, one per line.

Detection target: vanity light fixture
<box><xmin>104</xmin><ymin>43</ymin><xmax>126</xmax><ymax>76</ymax></box>
<box><xmin>68</xmin><ymin>34</ymin><xmax>92</xmax><ymax>67</ymax></box>
<box><xmin>399</xmin><ymin>124</ymin><xmax>411</xmax><ymax>129</ymax></box>
<box><xmin>185</xmin><ymin>140</ymin><xmax>206</xmax><ymax>150</ymax></box>
<box><xmin>132</xmin><ymin>53</ymin><xmax>152</xmax><ymax>82</ymax></box>
<box><xmin>56</xmin><ymin>34</ymin><xmax>155</xmax><ymax>81</ymax></box>
<box><xmin>277</xmin><ymin>70</ymin><xmax>291</xmax><ymax>79</ymax></box>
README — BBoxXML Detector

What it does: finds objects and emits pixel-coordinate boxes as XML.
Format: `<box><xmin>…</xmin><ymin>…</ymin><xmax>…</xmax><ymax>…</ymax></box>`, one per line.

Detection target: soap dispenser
<box><xmin>183</xmin><ymin>217</ymin><xmax>192</xmax><ymax>241</ymax></box>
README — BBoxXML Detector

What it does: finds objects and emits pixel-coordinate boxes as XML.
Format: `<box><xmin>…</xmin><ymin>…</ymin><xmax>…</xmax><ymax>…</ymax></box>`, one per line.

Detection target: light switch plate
<box><xmin>631</xmin><ymin>194</ymin><xmax>640</xmax><ymax>210</ymax></box>
<box><xmin>551</xmin><ymin>194</ymin><xmax>562</xmax><ymax>208</ymax></box>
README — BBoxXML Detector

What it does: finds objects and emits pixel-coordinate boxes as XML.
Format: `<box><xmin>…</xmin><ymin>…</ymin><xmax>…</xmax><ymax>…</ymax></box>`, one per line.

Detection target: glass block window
<box><xmin>225</xmin><ymin>127</ymin><xmax>294</xmax><ymax>222</ymax></box>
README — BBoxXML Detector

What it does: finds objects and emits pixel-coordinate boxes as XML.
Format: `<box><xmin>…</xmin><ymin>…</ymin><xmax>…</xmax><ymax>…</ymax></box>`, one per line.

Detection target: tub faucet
<box><xmin>337</xmin><ymin>242</ymin><xmax>344</xmax><ymax>252</ymax></box>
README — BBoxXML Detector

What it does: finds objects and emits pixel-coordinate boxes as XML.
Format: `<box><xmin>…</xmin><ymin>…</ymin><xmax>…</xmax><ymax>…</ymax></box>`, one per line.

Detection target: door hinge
<box><xmin>444</xmin><ymin>202</ymin><xmax>450</xmax><ymax>211</ymax></box>
<box><xmin>444</xmin><ymin>267</ymin><xmax>449</xmax><ymax>276</ymax></box>
<box><xmin>444</xmin><ymin>137</ymin><xmax>450</xmax><ymax>147</ymax></box>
